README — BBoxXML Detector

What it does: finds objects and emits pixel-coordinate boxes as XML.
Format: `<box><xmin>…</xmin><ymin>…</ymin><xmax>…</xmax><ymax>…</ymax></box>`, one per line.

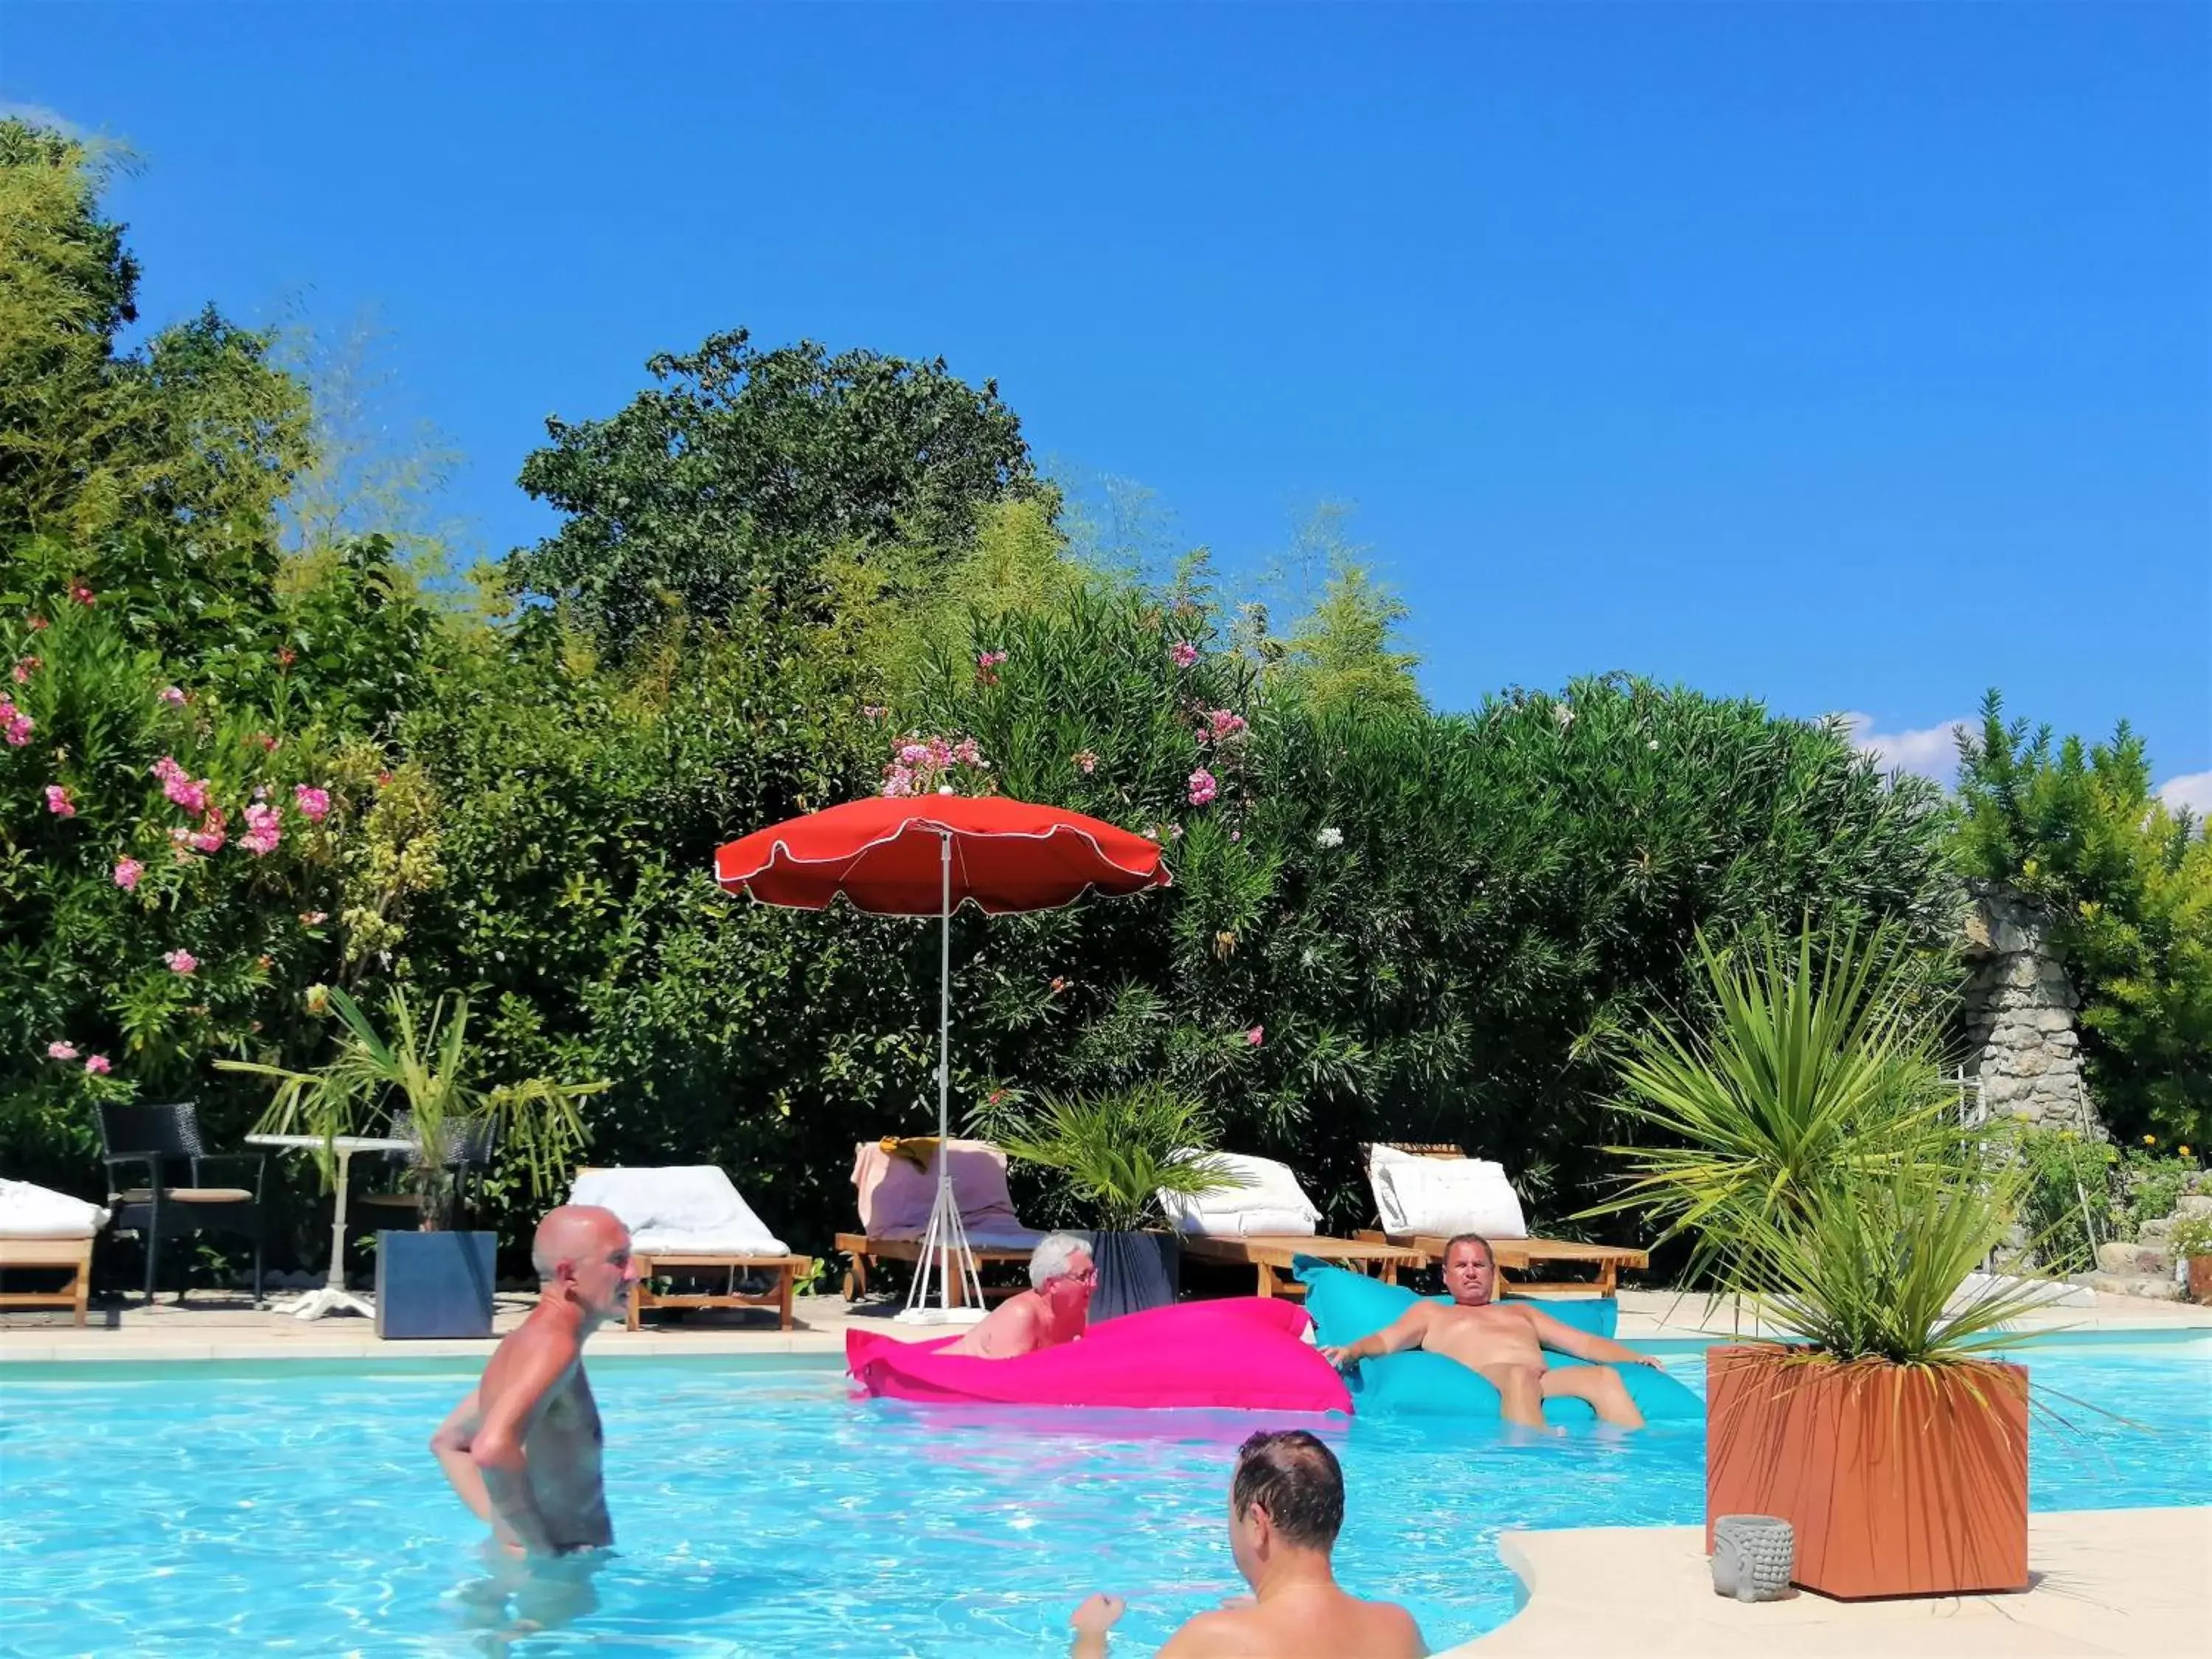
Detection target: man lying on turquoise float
<box><xmin>1318</xmin><ymin>1234</ymin><xmax>1662</xmax><ymax>1429</ymax></box>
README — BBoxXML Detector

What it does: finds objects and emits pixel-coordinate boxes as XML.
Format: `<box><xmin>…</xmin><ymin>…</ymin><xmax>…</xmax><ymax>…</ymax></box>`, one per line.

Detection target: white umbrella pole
<box><xmin>900</xmin><ymin>829</ymin><xmax>984</xmax><ymax>1322</ymax></box>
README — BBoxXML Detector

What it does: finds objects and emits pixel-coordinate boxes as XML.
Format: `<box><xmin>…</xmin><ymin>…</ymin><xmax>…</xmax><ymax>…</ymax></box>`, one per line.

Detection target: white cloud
<box><xmin>1835</xmin><ymin>712</ymin><xmax>1970</xmax><ymax>783</ymax></box>
<box><xmin>2157</xmin><ymin>771</ymin><xmax>2212</xmax><ymax>816</ymax></box>
<box><xmin>0</xmin><ymin>102</ymin><xmax>81</xmax><ymax>136</ymax></box>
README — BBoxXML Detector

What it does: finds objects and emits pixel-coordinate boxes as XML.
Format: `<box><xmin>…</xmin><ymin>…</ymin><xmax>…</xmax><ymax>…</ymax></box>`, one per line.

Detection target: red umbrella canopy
<box><xmin>714</xmin><ymin>795</ymin><xmax>1172</xmax><ymax>916</ymax></box>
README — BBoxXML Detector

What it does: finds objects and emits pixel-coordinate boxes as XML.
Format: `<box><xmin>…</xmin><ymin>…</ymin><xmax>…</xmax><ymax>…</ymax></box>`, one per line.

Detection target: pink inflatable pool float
<box><xmin>846</xmin><ymin>1296</ymin><xmax>1353</xmax><ymax>1413</ymax></box>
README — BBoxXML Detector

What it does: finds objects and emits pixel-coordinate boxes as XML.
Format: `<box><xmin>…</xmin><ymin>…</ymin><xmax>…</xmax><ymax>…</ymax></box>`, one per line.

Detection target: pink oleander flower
<box><xmin>46</xmin><ymin>1040</ymin><xmax>77</xmax><ymax>1061</ymax></box>
<box><xmin>84</xmin><ymin>1054</ymin><xmax>111</xmax><ymax>1076</ymax></box>
<box><xmin>862</xmin><ymin>705</ymin><xmax>888</xmax><ymax>720</ymax></box>
<box><xmin>1245</xmin><ymin>1026</ymin><xmax>1265</xmax><ymax>1047</ymax></box>
<box><xmin>44</xmin><ymin>783</ymin><xmax>74</xmax><ymax>818</ymax></box>
<box><xmin>3</xmin><ymin>712</ymin><xmax>31</xmax><ymax>746</ymax></box>
<box><xmin>1202</xmin><ymin>709</ymin><xmax>1248</xmax><ymax>744</ymax></box>
<box><xmin>164</xmin><ymin>949</ymin><xmax>198</xmax><ymax>975</ymax></box>
<box><xmin>300</xmin><ymin>910</ymin><xmax>327</xmax><ymax>925</ymax></box>
<box><xmin>1187</xmin><ymin>768</ymin><xmax>1218</xmax><ymax>807</ymax></box>
<box><xmin>160</xmin><ymin>768</ymin><xmax>210</xmax><ymax>814</ymax></box>
<box><xmin>1169</xmin><ymin>640</ymin><xmax>1200</xmax><ymax>669</ymax></box>
<box><xmin>70</xmin><ymin>584</ymin><xmax>96</xmax><ymax>608</ymax></box>
<box><xmin>293</xmin><ymin>785</ymin><xmax>331</xmax><ymax>823</ymax></box>
<box><xmin>114</xmin><ymin>858</ymin><xmax>144</xmax><ymax>890</ymax></box>
<box><xmin>897</xmin><ymin>742</ymin><xmax>930</xmax><ymax>767</ymax></box>
<box><xmin>11</xmin><ymin>655</ymin><xmax>38</xmax><ymax>684</ymax></box>
<box><xmin>26</xmin><ymin>615</ymin><xmax>47</xmax><ymax>633</ymax></box>
<box><xmin>152</xmin><ymin>756</ymin><xmax>185</xmax><ymax>784</ymax></box>
<box><xmin>277</xmin><ymin>646</ymin><xmax>296</xmax><ymax>667</ymax></box>
<box><xmin>1072</xmin><ymin>750</ymin><xmax>1098</xmax><ymax>774</ymax></box>
<box><xmin>253</xmin><ymin>733</ymin><xmax>279</xmax><ymax>752</ymax></box>
<box><xmin>158</xmin><ymin>686</ymin><xmax>188</xmax><ymax>707</ymax></box>
<box><xmin>241</xmin><ymin>802</ymin><xmax>282</xmax><ymax>856</ymax></box>
<box><xmin>186</xmin><ymin>808</ymin><xmax>226</xmax><ymax>855</ymax></box>
<box><xmin>950</xmin><ymin>737</ymin><xmax>982</xmax><ymax>767</ymax></box>
<box><xmin>882</xmin><ymin>765</ymin><xmax>917</xmax><ymax>799</ymax></box>
<box><xmin>1230</xmin><ymin>830</ymin><xmax>1242</xmax><ymax>844</ymax></box>
<box><xmin>974</xmin><ymin>648</ymin><xmax>1007</xmax><ymax>686</ymax></box>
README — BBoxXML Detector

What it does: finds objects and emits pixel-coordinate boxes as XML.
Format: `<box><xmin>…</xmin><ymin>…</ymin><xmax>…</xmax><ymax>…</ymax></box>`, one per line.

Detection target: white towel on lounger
<box><xmin>568</xmin><ymin>1166</ymin><xmax>787</xmax><ymax>1256</ymax></box>
<box><xmin>0</xmin><ymin>1179</ymin><xmax>111</xmax><ymax>1239</ymax></box>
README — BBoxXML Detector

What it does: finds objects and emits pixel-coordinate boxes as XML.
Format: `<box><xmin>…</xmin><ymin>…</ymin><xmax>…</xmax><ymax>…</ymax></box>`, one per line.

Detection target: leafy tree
<box><xmin>509</xmin><ymin>330</ymin><xmax>1039</xmax><ymax>651</ymax></box>
<box><xmin>1233</xmin><ymin>504</ymin><xmax>1422</xmax><ymax>714</ymax></box>
<box><xmin>1953</xmin><ymin>692</ymin><xmax>2212</xmax><ymax>1143</ymax></box>
<box><xmin>0</xmin><ymin>119</ymin><xmax>310</xmax><ymax>549</ymax></box>
<box><xmin>1267</xmin><ymin>556</ymin><xmax>1422</xmax><ymax>714</ymax></box>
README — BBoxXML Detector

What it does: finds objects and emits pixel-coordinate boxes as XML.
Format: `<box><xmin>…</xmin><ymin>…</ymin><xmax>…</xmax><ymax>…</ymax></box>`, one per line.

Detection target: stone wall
<box><xmin>1958</xmin><ymin>885</ymin><xmax>2101</xmax><ymax>1135</ymax></box>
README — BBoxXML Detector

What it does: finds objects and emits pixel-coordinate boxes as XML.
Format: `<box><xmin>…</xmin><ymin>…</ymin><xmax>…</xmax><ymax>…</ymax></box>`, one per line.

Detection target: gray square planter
<box><xmin>1086</xmin><ymin>1229</ymin><xmax>1181</xmax><ymax>1322</ymax></box>
<box><xmin>375</xmin><ymin>1229</ymin><xmax>495</xmax><ymax>1340</ymax></box>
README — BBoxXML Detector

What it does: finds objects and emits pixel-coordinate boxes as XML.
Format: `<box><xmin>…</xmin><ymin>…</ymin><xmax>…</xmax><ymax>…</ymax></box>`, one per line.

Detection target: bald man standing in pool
<box><xmin>431</xmin><ymin>1204</ymin><xmax>641</xmax><ymax>1557</ymax></box>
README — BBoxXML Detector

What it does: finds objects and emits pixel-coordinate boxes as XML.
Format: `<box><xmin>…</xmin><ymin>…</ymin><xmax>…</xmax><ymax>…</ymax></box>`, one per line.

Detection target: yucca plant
<box><xmin>1001</xmin><ymin>1082</ymin><xmax>1245</xmax><ymax>1231</ymax></box>
<box><xmin>1586</xmin><ymin>920</ymin><xmax>1967</xmax><ymax>1288</ymax></box>
<box><xmin>217</xmin><ymin>984</ymin><xmax>605</xmax><ymax>1230</ymax></box>
<box><xmin>1736</xmin><ymin>1157</ymin><xmax>2056</xmax><ymax>1368</ymax></box>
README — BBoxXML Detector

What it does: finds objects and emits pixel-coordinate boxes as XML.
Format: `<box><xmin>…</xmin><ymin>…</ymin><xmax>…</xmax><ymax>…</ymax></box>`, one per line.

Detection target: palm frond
<box><xmin>1002</xmin><ymin>1083</ymin><xmax>1245</xmax><ymax>1231</ymax></box>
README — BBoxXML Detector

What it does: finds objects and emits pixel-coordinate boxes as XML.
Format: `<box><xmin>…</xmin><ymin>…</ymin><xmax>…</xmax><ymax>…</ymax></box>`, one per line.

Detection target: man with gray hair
<box><xmin>941</xmin><ymin>1230</ymin><xmax>1095</xmax><ymax>1358</ymax></box>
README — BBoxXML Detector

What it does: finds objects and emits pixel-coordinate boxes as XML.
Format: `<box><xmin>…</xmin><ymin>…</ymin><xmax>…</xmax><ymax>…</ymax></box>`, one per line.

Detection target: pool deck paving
<box><xmin>7</xmin><ymin>1287</ymin><xmax>2208</xmax><ymax>1658</ymax></box>
<box><xmin>1453</xmin><ymin>1507</ymin><xmax>2211</xmax><ymax>1659</ymax></box>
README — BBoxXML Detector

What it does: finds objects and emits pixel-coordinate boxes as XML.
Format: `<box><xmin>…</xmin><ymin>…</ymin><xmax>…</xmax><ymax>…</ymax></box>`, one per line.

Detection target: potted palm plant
<box><xmin>219</xmin><ymin>984</ymin><xmax>605</xmax><ymax>1339</ymax></box>
<box><xmin>1003</xmin><ymin>1083</ymin><xmax>1243</xmax><ymax>1321</ymax></box>
<box><xmin>1594</xmin><ymin>922</ymin><xmax>2051</xmax><ymax>1599</ymax></box>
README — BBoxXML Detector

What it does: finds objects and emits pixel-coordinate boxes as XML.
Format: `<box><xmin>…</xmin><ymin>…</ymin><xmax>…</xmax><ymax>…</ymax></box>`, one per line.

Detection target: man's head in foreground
<box><xmin>1228</xmin><ymin>1429</ymin><xmax>1345</xmax><ymax>1582</ymax></box>
<box><xmin>1439</xmin><ymin>1234</ymin><xmax>1498</xmax><ymax>1307</ymax></box>
<box><xmin>1029</xmin><ymin>1231</ymin><xmax>1097</xmax><ymax>1322</ymax></box>
<box><xmin>532</xmin><ymin>1203</ymin><xmax>639</xmax><ymax>1326</ymax></box>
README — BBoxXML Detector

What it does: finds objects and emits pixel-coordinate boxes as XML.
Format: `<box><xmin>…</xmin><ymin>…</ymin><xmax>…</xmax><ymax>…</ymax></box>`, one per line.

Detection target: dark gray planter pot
<box><xmin>375</xmin><ymin>1229</ymin><xmax>495</xmax><ymax>1340</ymax></box>
<box><xmin>1087</xmin><ymin>1229</ymin><xmax>1180</xmax><ymax>1322</ymax></box>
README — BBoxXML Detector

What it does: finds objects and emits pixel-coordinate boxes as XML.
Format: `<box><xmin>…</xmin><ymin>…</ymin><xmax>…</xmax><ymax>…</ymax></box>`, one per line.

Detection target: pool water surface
<box><xmin>1</xmin><ymin>1335</ymin><xmax>2206</xmax><ymax>1657</ymax></box>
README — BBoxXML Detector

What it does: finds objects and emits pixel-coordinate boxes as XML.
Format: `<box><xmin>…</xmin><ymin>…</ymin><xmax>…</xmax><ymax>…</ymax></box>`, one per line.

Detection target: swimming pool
<box><xmin>1</xmin><ymin>1333</ymin><xmax>2206</xmax><ymax>1657</ymax></box>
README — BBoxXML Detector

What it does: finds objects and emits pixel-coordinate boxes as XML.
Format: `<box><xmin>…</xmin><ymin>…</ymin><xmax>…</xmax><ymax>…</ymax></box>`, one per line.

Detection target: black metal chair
<box><xmin>355</xmin><ymin>1111</ymin><xmax>501</xmax><ymax>1230</ymax></box>
<box><xmin>95</xmin><ymin>1101</ymin><xmax>268</xmax><ymax>1305</ymax></box>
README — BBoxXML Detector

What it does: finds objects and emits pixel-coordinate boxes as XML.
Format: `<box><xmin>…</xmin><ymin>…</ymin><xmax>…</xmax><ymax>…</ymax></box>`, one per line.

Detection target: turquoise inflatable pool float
<box><xmin>1293</xmin><ymin>1258</ymin><xmax>1702</xmax><ymax>1424</ymax></box>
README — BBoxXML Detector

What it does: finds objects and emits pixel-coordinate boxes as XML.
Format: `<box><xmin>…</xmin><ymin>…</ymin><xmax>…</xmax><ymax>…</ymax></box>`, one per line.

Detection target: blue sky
<box><xmin>9</xmin><ymin>4</ymin><xmax>2208</xmax><ymax>800</ymax></box>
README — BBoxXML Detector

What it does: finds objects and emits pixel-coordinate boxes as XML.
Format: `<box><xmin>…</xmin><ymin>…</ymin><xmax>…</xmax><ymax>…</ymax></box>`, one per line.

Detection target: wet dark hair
<box><xmin>1231</xmin><ymin>1429</ymin><xmax>1344</xmax><ymax>1551</ymax></box>
<box><xmin>1443</xmin><ymin>1233</ymin><xmax>1495</xmax><ymax>1265</ymax></box>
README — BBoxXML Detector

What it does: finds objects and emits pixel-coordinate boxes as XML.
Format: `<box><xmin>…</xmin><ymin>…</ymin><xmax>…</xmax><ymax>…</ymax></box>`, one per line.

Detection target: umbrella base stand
<box><xmin>894</xmin><ymin>1172</ymin><xmax>988</xmax><ymax>1326</ymax></box>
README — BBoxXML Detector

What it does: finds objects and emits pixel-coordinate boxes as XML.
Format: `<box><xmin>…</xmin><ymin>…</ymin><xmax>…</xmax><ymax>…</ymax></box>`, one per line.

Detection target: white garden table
<box><xmin>246</xmin><ymin>1133</ymin><xmax>411</xmax><ymax>1320</ymax></box>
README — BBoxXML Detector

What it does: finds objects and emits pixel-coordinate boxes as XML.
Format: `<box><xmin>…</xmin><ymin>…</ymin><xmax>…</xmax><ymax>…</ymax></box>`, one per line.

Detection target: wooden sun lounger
<box><xmin>1180</xmin><ymin>1234</ymin><xmax>1429</xmax><ymax>1299</ymax></box>
<box><xmin>1354</xmin><ymin>1229</ymin><xmax>1647</xmax><ymax>1296</ymax></box>
<box><xmin>627</xmin><ymin>1251</ymin><xmax>813</xmax><ymax>1332</ymax></box>
<box><xmin>0</xmin><ymin>1237</ymin><xmax>94</xmax><ymax>1326</ymax></box>
<box><xmin>1360</xmin><ymin>1141</ymin><xmax>1648</xmax><ymax>1296</ymax></box>
<box><xmin>834</xmin><ymin>1232</ymin><xmax>1035</xmax><ymax>1307</ymax></box>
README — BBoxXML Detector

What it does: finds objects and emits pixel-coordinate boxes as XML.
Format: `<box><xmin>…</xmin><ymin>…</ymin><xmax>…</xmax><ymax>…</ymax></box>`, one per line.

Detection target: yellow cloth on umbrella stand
<box><xmin>880</xmin><ymin>1135</ymin><xmax>942</xmax><ymax>1172</ymax></box>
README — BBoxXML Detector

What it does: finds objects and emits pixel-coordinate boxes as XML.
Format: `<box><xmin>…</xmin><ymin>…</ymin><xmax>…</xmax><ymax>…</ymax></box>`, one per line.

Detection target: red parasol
<box><xmin>713</xmin><ymin>794</ymin><xmax>1169</xmax><ymax>914</ymax></box>
<box><xmin>713</xmin><ymin>793</ymin><xmax>1171</xmax><ymax>1318</ymax></box>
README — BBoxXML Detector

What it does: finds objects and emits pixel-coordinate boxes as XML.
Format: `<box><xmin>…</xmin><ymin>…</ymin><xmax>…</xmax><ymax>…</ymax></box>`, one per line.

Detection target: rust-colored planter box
<box><xmin>1705</xmin><ymin>1343</ymin><xmax>2029</xmax><ymax>1599</ymax></box>
<box><xmin>2188</xmin><ymin>1256</ymin><xmax>2212</xmax><ymax>1307</ymax></box>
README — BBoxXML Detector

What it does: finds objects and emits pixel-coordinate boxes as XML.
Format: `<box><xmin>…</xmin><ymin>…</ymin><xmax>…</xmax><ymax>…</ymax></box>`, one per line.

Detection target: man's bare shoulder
<box><xmin>1155</xmin><ymin>1604</ymin><xmax>1260</xmax><ymax>1657</ymax></box>
<box><xmin>481</xmin><ymin>1312</ymin><xmax>582</xmax><ymax>1397</ymax></box>
<box><xmin>1158</xmin><ymin>1596</ymin><xmax>1424</xmax><ymax>1658</ymax></box>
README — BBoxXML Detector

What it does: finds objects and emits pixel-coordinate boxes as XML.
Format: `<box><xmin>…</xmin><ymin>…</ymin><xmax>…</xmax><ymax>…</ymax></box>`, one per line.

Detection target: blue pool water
<box><xmin>1</xmin><ymin>1335</ymin><xmax>2207</xmax><ymax>1657</ymax></box>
